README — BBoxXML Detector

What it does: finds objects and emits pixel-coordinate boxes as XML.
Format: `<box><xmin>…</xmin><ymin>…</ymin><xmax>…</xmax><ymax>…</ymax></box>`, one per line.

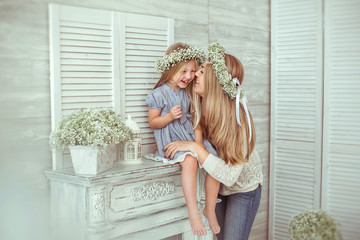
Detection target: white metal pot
<box><xmin>68</xmin><ymin>145</ymin><xmax>115</xmax><ymax>175</ymax></box>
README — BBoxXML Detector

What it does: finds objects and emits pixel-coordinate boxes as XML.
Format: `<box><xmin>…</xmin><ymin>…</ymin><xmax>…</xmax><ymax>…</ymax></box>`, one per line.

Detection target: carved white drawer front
<box><xmin>108</xmin><ymin>173</ymin><xmax>185</xmax><ymax>222</ymax></box>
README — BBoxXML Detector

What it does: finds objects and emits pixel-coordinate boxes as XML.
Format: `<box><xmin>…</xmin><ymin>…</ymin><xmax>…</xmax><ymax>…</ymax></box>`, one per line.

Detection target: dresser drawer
<box><xmin>107</xmin><ymin>206</ymin><xmax>189</xmax><ymax>239</ymax></box>
<box><xmin>107</xmin><ymin>172</ymin><xmax>185</xmax><ymax>222</ymax></box>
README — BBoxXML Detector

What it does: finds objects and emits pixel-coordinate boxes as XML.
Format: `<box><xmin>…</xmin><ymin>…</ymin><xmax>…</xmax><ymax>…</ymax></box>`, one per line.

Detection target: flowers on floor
<box><xmin>288</xmin><ymin>208</ymin><xmax>341</xmax><ymax>240</ymax></box>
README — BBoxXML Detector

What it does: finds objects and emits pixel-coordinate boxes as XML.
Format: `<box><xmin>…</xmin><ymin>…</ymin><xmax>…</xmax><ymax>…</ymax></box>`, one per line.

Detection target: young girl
<box><xmin>146</xmin><ymin>43</ymin><xmax>220</xmax><ymax>236</ymax></box>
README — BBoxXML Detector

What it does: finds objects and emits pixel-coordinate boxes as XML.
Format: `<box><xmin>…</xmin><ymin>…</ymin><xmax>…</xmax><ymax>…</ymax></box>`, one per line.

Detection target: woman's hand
<box><xmin>164</xmin><ymin>141</ymin><xmax>210</xmax><ymax>165</ymax></box>
<box><xmin>164</xmin><ymin>141</ymin><xmax>197</xmax><ymax>159</ymax></box>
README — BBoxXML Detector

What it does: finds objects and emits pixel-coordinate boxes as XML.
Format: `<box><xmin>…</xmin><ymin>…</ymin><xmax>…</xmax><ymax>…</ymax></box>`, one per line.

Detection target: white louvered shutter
<box><xmin>49</xmin><ymin>4</ymin><xmax>174</xmax><ymax>169</ymax></box>
<box><xmin>270</xmin><ymin>0</ymin><xmax>323</xmax><ymax>239</ymax></box>
<box><xmin>49</xmin><ymin>5</ymin><xmax>116</xmax><ymax>169</ymax></box>
<box><xmin>322</xmin><ymin>0</ymin><xmax>360</xmax><ymax>239</ymax></box>
<box><xmin>120</xmin><ymin>13</ymin><xmax>174</xmax><ymax>155</ymax></box>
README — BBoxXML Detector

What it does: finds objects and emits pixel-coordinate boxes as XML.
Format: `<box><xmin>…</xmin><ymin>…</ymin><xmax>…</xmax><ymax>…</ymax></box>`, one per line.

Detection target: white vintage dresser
<box><xmin>45</xmin><ymin>159</ymin><xmax>213</xmax><ymax>240</ymax></box>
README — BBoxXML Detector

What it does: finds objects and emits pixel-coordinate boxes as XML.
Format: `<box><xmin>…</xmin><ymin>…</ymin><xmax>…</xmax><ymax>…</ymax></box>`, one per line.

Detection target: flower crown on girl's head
<box><xmin>154</xmin><ymin>46</ymin><xmax>205</xmax><ymax>74</ymax></box>
<box><xmin>207</xmin><ymin>42</ymin><xmax>239</xmax><ymax>99</ymax></box>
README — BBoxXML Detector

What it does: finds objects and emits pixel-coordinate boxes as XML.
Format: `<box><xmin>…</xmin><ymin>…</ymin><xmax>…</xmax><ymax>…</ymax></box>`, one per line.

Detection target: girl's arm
<box><xmin>148</xmin><ymin>105</ymin><xmax>182</xmax><ymax>129</ymax></box>
<box><xmin>164</xmin><ymin>141</ymin><xmax>243</xmax><ymax>186</ymax></box>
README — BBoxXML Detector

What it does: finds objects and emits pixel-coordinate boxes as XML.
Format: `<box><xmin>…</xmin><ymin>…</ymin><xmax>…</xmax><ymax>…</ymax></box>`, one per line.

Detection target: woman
<box><xmin>164</xmin><ymin>43</ymin><xmax>263</xmax><ymax>240</ymax></box>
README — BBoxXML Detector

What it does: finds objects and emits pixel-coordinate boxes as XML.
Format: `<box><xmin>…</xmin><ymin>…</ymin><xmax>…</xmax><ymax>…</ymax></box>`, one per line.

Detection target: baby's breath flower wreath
<box><xmin>155</xmin><ymin>46</ymin><xmax>205</xmax><ymax>73</ymax></box>
<box><xmin>207</xmin><ymin>42</ymin><xmax>238</xmax><ymax>99</ymax></box>
<box><xmin>207</xmin><ymin>42</ymin><xmax>252</xmax><ymax>141</ymax></box>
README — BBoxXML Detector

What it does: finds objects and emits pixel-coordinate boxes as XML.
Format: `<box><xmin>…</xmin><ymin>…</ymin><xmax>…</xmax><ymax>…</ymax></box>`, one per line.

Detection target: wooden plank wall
<box><xmin>0</xmin><ymin>0</ymin><xmax>269</xmax><ymax>239</ymax></box>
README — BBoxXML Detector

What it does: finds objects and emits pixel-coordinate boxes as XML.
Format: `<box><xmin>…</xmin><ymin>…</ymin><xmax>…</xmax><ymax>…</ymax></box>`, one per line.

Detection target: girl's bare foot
<box><xmin>203</xmin><ymin>208</ymin><xmax>221</xmax><ymax>235</ymax></box>
<box><xmin>188</xmin><ymin>210</ymin><xmax>207</xmax><ymax>236</ymax></box>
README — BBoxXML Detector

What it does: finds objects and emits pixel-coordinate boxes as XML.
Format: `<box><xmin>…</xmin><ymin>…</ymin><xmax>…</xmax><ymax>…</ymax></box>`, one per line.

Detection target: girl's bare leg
<box><xmin>180</xmin><ymin>155</ymin><xmax>207</xmax><ymax>236</ymax></box>
<box><xmin>203</xmin><ymin>173</ymin><xmax>221</xmax><ymax>234</ymax></box>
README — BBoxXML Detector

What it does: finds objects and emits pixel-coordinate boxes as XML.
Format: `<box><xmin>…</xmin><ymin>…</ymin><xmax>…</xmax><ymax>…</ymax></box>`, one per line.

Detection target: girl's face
<box><xmin>168</xmin><ymin>60</ymin><xmax>196</xmax><ymax>90</ymax></box>
<box><xmin>194</xmin><ymin>62</ymin><xmax>206</xmax><ymax>97</ymax></box>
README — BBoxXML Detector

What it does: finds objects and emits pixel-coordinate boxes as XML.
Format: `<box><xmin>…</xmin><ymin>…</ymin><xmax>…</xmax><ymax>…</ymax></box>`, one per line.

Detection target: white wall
<box><xmin>0</xmin><ymin>0</ymin><xmax>270</xmax><ymax>239</ymax></box>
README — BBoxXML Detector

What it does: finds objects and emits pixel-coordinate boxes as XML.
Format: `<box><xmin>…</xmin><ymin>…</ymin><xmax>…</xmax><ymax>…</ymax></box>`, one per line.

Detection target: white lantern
<box><xmin>123</xmin><ymin>114</ymin><xmax>142</xmax><ymax>164</ymax></box>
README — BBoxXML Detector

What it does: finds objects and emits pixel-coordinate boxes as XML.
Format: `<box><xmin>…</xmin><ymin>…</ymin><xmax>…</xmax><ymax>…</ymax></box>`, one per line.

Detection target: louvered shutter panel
<box><xmin>322</xmin><ymin>0</ymin><xmax>360</xmax><ymax>239</ymax></box>
<box><xmin>49</xmin><ymin>5</ymin><xmax>116</xmax><ymax>169</ymax></box>
<box><xmin>50</xmin><ymin>4</ymin><xmax>174</xmax><ymax>169</ymax></box>
<box><xmin>270</xmin><ymin>0</ymin><xmax>323</xmax><ymax>239</ymax></box>
<box><xmin>120</xmin><ymin>13</ymin><xmax>174</xmax><ymax>155</ymax></box>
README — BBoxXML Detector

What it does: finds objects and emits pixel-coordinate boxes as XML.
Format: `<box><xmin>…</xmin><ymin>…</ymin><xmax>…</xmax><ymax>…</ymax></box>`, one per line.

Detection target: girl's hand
<box><xmin>169</xmin><ymin>105</ymin><xmax>182</xmax><ymax>120</ymax></box>
<box><xmin>164</xmin><ymin>141</ymin><xmax>196</xmax><ymax>159</ymax></box>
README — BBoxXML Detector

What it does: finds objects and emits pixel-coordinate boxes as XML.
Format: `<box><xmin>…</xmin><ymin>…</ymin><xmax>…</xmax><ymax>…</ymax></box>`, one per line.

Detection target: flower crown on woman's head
<box><xmin>154</xmin><ymin>46</ymin><xmax>206</xmax><ymax>74</ymax></box>
<box><xmin>207</xmin><ymin>42</ymin><xmax>252</xmax><ymax>141</ymax></box>
<box><xmin>207</xmin><ymin>42</ymin><xmax>239</xmax><ymax>99</ymax></box>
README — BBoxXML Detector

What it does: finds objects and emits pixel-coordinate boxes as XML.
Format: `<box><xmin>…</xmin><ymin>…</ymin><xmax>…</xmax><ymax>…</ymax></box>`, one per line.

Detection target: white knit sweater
<box><xmin>202</xmin><ymin>149</ymin><xmax>263</xmax><ymax>196</ymax></box>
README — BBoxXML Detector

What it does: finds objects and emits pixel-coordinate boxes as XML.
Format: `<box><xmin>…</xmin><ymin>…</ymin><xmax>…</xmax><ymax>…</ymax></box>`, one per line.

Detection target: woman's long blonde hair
<box><xmin>195</xmin><ymin>54</ymin><xmax>256</xmax><ymax>165</ymax></box>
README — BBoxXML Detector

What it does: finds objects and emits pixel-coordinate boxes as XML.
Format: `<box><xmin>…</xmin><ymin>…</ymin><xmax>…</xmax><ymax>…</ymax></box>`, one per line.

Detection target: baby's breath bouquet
<box><xmin>50</xmin><ymin>108</ymin><xmax>133</xmax><ymax>150</ymax></box>
<box><xmin>288</xmin><ymin>208</ymin><xmax>341</xmax><ymax>240</ymax></box>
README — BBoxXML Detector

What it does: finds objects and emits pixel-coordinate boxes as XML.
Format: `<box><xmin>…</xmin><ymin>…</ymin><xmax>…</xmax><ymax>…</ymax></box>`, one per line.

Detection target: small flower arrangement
<box><xmin>50</xmin><ymin>108</ymin><xmax>134</xmax><ymax>150</ymax></box>
<box><xmin>288</xmin><ymin>208</ymin><xmax>342</xmax><ymax>240</ymax></box>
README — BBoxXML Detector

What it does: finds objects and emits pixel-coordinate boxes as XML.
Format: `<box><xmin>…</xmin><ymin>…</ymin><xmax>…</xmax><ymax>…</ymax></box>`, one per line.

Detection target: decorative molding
<box><xmin>131</xmin><ymin>181</ymin><xmax>175</xmax><ymax>201</ymax></box>
<box><xmin>89</xmin><ymin>190</ymin><xmax>106</xmax><ymax>224</ymax></box>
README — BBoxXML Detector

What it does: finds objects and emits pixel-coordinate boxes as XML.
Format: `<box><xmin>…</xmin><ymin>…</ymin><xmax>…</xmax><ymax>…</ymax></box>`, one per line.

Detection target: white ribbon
<box><xmin>233</xmin><ymin>78</ymin><xmax>252</xmax><ymax>142</ymax></box>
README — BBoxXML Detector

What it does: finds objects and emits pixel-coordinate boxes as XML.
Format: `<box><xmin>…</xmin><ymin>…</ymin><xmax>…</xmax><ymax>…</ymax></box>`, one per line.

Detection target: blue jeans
<box><xmin>215</xmin><ymin>185</ymin><xmax>261</xmax><ymax>240</ymax></box>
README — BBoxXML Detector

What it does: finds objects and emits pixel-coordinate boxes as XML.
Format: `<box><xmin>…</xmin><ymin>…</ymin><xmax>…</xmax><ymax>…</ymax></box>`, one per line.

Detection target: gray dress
<box><xmin>146</xmin><ymin>83</ymin><xmax>217</xmax><ymax>164</ymax></box>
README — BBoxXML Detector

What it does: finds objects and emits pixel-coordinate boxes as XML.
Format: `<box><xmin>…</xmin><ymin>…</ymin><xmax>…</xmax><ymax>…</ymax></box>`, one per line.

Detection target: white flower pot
<box><xmin>68</xmin><ymin>145</ymin><xmax>115</xmax><ymax>175</ymax></box>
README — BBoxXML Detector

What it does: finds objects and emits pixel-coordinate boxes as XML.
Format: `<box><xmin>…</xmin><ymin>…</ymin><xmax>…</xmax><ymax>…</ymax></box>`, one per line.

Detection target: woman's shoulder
<box><xmin>250</xmin><ymin>148</ymin><xmax>259</xmax><ymax>158</ymax></box>
<box><xmin>248</xmin><ymin>148</ymin><xmax>262</xmax><ymax>165</ymax></box>
<box><xmin>237</xmin><ymin>148</ymin><xmax>261</xmax><ymax>165</ymax></box>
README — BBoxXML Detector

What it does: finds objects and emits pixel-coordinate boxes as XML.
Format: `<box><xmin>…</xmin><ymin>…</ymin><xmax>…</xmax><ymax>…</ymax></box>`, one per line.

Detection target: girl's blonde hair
<box><xmin>153</xmin><ymin>43</ymin><xmax>197</xmax><ymax>89</ymax></box>
<box><xmin>195</xmin><ymin>54</ymin><xmax>256</xmax><ymax>165</ymax></box>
